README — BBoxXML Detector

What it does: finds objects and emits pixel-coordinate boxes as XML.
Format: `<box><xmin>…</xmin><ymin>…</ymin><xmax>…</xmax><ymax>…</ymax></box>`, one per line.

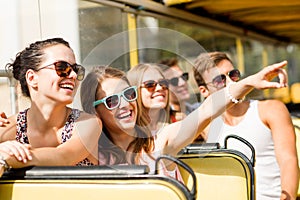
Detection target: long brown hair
<box><xmin>80</xmin><ymin>66</ymin><xmax>154</xmax><ymax>164</ymax></box>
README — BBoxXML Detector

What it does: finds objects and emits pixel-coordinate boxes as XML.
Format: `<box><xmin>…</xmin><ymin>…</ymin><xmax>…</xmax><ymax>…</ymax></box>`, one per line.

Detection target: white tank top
<box><xmin>207</xmin><ymin>100</ymin><xmax>281</xmax><ymax>199</ymax></box>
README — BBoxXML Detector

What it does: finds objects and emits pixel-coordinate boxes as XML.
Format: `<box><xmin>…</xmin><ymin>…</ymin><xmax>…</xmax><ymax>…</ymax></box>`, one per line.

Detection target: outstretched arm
<box><xmin>162</xmin><ymin>60</ymin><xmax>288</xmax><ymax>155</ymax></box>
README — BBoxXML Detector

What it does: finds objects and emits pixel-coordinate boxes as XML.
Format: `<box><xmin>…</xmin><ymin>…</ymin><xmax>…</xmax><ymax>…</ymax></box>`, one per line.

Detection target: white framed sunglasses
<box><xmin>93</xmin><ymin>86</ymin><xmax>137</xmax><ymax>110</ymax></box>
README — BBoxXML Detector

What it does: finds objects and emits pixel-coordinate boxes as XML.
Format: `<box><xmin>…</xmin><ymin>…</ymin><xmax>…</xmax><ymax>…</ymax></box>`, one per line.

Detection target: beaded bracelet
<box><xmin>0</xmin><ymin>154</ymin><xmax>10</xmax><ymax>171</ymax></box>
<box><xmin>226</xmin><ymin>82</ymin><xmax>245</xmax><ymax>104</ymax></box>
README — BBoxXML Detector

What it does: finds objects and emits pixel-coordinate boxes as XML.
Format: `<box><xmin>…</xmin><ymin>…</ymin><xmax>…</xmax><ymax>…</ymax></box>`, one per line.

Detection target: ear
<box><xmin>198</xmin><ymin>85</ymin><xmax>210</xmax><ymax>98</ymax></box>
<box><xmin>26</xmin><ymin>69</ymin><xmax>39</xmax><ymax>88</ymax></box>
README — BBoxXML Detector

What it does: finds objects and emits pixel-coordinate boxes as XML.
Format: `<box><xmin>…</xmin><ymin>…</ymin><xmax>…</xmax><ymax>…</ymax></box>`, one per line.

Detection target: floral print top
<box><xmin>16</xmin><ymin>108</ymin><xmax>94</xmax><ymax>166</ymax></box>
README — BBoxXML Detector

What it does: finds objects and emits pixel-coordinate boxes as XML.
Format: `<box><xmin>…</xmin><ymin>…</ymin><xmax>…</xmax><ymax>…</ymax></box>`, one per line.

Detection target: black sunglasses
<box><xmin>93</xmin><ymin>86</ymin><xmax>138</xmax><ymax>110</ymax></box>
<box><xmin>169</xmin><ymin>72</ymin><xmax>189</xmax><ymax>86</ymax></box>
<box><xmin>206</xmin><ymin>69</ymin><xmax>241</xmax><ymax>89</ymax></box>
<box><xmin>141</xmin><ymin>79</ymin><xmax>169</xmax><ymax>92</ymax></box>
<box><xmin>36</xmin><ymin>61</ymin><xmax>85</xmax><ymax>81</ymax></box>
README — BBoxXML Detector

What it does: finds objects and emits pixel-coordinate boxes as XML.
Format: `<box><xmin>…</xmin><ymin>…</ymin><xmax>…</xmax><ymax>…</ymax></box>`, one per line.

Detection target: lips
<box><xmin>116</xmin><ymin>110</ymin><xmax>132</xmax><ymax>120</ymax></box>
<box><xmin>59</xmin><ymin>82</ymin><xmax>75</xmax><ymax>90</ymax></box>
<box><xmin>175</xmin><ymin>86</ymin><xmax>188</xmax><ymax>94</ymax></box>
<box><xmin>152</xmin><ymin>92</ymin><xmax>165</xmax><ymax>99</ymax></box>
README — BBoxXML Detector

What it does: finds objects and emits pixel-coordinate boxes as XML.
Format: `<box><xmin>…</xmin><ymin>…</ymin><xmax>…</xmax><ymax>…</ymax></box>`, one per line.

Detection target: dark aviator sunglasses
<box><xmin>93</xmin><ymin>86</ymin><xmax>138</xmax><ymax>110</ymax></box>
<box><xmin>169</xmin><ymin>72</ymin><xmax>189</xmax><ymax>86</ymax></box>
<box><xmin>36</xmin><ymin>61</ymin><xmax>85</xmax><ymax>81</ymax></box>
<box><xmin>206</xmin><ymin>69</ymin><xmax>241</xmax><ymax>89</ymax></box>
<box><xmin>141</xmin><ymin>79</ymin><xmax>169</xmax><ymax>92</ymax></box>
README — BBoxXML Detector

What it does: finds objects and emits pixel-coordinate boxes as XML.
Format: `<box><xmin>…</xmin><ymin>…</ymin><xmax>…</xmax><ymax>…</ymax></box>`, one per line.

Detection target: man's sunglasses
<box><xmin>93</xmin><ymin>86</ymin><xmax>137</xmax><ymax>110</ymax></box>
<box><xmin>169</xmin><ymin>72</ymin><xmax>189</xmax><ymax>86</ymax></box>
<box><xmin>36</xmin><ymin>61</ymin><xmax>85</xmax><ymax>81</ymax></box>
<box><xmin>141</xmin><ymin>79</ymin><xmax>169</xmax><ymax>92</ymax></box>
<box><xmin>206</xmin><ymin>69</ymin><xmax>241</xmax><ymax>89</ymax></box>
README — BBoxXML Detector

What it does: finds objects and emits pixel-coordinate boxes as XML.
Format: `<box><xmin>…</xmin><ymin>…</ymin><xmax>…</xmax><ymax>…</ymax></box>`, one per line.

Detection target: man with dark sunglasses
<box><xmin>193</xmin><ymin>51</ymin><xmax>299</xmax><ymax>200</ymax></box>
<box><xmin>159</xmin><ymin>58</ymin><xmax>200</xmax><ymax>123</ymax></box>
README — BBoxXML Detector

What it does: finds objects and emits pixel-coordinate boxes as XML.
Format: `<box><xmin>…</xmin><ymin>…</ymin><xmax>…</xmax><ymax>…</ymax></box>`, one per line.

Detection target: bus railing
<box><xmin>0</xmin><ymin>69</ymin><xmax>17</xmax><ymax>114</ymax></box>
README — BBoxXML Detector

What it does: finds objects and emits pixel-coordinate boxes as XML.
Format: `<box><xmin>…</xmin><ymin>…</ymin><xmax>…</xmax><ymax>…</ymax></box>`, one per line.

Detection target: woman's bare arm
<box><xmin>1</xmin><ymin>113</ymin><xmax>102</xmax><ymax>168</ymax></box>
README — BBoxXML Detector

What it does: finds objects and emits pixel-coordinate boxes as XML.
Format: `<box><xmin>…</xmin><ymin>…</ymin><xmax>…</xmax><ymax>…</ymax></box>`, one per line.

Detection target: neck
<box><xmin>27</xmin><ymin>102</ymin><xmax>69</xmax><ymax>133</ymax></box>
<box><xmin>108</xmin><ymin>128</ymin><xmax>136</xmax><ymax>151</ymax></box>
<box><xmin>222</xmin><ymin>101</ymin><xmax>250</xmax><ymax>125</ymax></box>
<box><xmin>226</xmin><ymin>101</ymin><xmax>249</xmax><ymax>114</ymax></box>
<box><xmin>148</xmin><ymin>108</ymin><xmax>166</xmax><ymax>132</ymax></box>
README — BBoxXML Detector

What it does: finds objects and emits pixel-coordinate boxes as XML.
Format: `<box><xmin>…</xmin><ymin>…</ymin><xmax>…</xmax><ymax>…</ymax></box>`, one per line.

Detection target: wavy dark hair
<box><xmin>5</xmin><ymin>38</ymin><xmax>70</xmax><ymax>98</ymax></box>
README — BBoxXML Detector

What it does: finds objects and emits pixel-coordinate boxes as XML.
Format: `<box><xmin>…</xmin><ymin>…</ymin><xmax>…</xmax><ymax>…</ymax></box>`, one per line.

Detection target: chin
<box><xmin>62</xmin><ymin>99</ymin><xmax>73</xmax><ymax>105</ymax></box>
<box><xmin>151</xmin><ymin>104</ymin><xmax>166</xmax><ymax>109</ymax></box>
<box><xmin>178</xmin><ymin>93</ymin><xmax>190</xmax><ymax>101</ymax></box>
<box><xmin>120</xmin><ymin>123</ymin><xmax>136</xmax><ymax>133</ymax></box>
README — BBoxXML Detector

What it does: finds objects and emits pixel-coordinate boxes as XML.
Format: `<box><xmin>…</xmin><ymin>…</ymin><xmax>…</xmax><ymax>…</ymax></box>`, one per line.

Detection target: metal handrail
<box><xmin>0</xmin><ymin>69</ymin><xmax>18</xmax><ymax>114</ymax></box>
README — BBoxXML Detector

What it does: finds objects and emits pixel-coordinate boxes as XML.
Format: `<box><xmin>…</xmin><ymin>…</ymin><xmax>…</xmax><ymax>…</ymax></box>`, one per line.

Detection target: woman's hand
<box><xmin>0</xmin><ymin>112</ymin><xmax>9</xmax><ymax>127</ymax></box>
<box><xmin>0</xmin><ymin>141</ymin><xmax>32</xmax><ymax>163</ymax></box>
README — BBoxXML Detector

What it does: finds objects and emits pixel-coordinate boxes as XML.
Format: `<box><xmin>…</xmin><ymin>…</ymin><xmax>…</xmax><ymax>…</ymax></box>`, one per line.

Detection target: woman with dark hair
<box><xmin>0</xmin><ymin>38</ymin><xmax>102</xmax><ymax>176</ymax></box>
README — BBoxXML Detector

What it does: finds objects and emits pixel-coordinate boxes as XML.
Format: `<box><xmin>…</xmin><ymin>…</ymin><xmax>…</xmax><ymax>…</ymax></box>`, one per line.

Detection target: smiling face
<box><xmin>200</xmin><ymin>59</ymin><xmax>236</xmax><ymax>97</ymax></box>
<box><xmin>33</xmin><ymin>44</ymin><xmax>79</xmax><ymax>104</ymax></box>
<box><xmin>95</xmin><ymin>77</ymin><xmax>137</xmax><ymax>134</ymax></box>
<box><xmin>140</xmin><ymin>67</ymin><xmax>169</xmax><ymax>110</ymax></box>
<box><xmin>163</xmin><ymin>65</ymin><xmax>190</xmax><ymax>104</ymax></box>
